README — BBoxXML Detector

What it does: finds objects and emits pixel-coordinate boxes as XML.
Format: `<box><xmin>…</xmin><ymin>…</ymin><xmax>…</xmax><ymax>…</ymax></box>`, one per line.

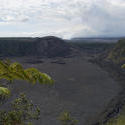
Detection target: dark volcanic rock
<box><xmin>36</xmin><ymin>36</ymin><xmax>71</xmax><ymax>57</ymax></box>
<box><xmin>0</xmin><ymin>36</ymin><xmax>71</xmax><ymax>57</ymax></box>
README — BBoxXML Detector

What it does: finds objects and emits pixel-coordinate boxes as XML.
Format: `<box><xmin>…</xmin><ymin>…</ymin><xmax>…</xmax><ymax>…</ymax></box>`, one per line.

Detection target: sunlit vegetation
<box><xmin>0</xmin><ymin>59</ymin><xmax>53</xmax><ymax>97</ymax></box>
<box><xmin>0</xmin><ymin>59</ymin><xmax>53</xmax><ymax>125</ymax></box>
<box><xmin>0</xmin><ymin>87</ymin><xmax>10</xmax><ymax>97</ymax></box>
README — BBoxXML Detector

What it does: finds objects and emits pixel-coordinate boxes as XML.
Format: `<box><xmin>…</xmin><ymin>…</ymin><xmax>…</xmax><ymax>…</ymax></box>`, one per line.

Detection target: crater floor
<box><xmin>2</xmin><ymin>55</ymin><xmax>121</xmax><ymax>125</ymax></box>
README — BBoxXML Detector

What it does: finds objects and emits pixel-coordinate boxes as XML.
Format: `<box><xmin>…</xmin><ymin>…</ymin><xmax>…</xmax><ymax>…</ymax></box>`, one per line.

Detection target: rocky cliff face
<box><xmin>36</xmin><ymin>36</ymin><xmax>71</xmax><ymax>57</ymax></box>
<box><xmin>0</xmin><ymin>36</ymin><xmax>71</xmax><ymax>57</ymax></box>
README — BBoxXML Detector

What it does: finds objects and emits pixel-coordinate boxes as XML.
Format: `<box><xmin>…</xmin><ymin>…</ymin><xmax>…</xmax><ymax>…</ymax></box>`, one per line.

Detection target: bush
<box><xmin>0</xmin><ymin>93</ymin><xmax>40</xmax><ymax>125</ymax></box>
<box><xmin>58</xmin><ymin>111</ymin><xmax>78</xmax><ymax>125</ymax></box>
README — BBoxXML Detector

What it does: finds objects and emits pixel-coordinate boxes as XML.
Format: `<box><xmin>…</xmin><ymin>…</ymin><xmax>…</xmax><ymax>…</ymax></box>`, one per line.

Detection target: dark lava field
<box><xmin>1</xmin><ymin>55</ymin><xmax>121</xmax><ymax>125</ymax></box>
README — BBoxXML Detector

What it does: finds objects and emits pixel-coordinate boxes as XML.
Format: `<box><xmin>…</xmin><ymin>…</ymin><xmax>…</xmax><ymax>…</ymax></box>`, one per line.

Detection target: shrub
<box><xmin>0</xmin><ymin>93</ymin><xmax>40</xmax><ymax>125</ymax></box>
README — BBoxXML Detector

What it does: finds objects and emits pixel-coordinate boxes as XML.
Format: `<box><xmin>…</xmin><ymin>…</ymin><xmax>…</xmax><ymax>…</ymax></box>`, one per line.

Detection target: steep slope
<box><xmin>36</xmin><ymin>36</ymin><xmax>71</xmax><ymax>57</ymax></box>
<box><xmin>108</xmin><ymin>39</ymin><xmax>125</xmax><ymax>65</ymax></box>
<box><xmin>0</xmin><ymin>36</ymin><xmax>71</xmax><ymax>57</ymax></box>
<box><xmin>92</xmin><ymin>39</ymin><xmax>125</xmax><ymax>125</ymax></box>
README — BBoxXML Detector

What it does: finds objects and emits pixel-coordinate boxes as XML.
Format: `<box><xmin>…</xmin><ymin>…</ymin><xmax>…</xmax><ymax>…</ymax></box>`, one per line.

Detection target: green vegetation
<box><xmin>59</xmin><ymin>111</ymin><xmax>78</xmax><ymax>125</ymax></box>
<box><xmin>0</xmin><ymin>87</ymin><xmax>10</xmax><ymax>97</ymax></box>
<box><xmin>0</xmin><ymin>59</ymin><xmax>53</xmax><ymax>97</ymax></box>
<box><xmin>0</xmin><ymin>93</ymin><xmax>40</xmax><ymax>125</ymax></box>
<box><xmin>0</xmin><ymin>59</ymin><xmax>78</xmax><ymax>125</ymax></box>
<box><xmin>108</xmin><ymin>39</ymin><xmax>125</xmax><ymax>64</ymax></box>
<box><xmin>0</xmin><ymin>59</ymin><xmax>53</xmax><ymax>125</ymax></box>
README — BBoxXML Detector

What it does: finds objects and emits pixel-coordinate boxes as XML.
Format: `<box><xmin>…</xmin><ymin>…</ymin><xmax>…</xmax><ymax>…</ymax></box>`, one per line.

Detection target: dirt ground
<box><xmin>1</xmin><ymin>55</ymin><xmax>121</xmax><ymax>125</ymax></box>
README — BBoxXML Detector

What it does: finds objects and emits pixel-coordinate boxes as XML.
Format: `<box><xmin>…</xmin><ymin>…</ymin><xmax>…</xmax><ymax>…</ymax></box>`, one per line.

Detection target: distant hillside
<box><xmin>0</xmin><ymin>36</ymin><xmax>71</xmax><ymax>57</ymax></box>
<box><xmin>108</xmin><ymin>39</ymin><xmax>125</xmax><ymax>64</ymax></box>
<box><xmin>70</xmin><ymin>37</ymin><xmax>121</xmax><ymax>43</ymax></box>
<box><xmin>68</xmin><ymin>40</ymin><xmax>115</xmax><ymax>55</ymax></box>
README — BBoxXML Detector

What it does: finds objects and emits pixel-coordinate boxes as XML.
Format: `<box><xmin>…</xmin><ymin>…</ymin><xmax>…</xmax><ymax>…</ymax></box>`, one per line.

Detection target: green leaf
<box><xmin>121</xmin><ymin>64</ymin><xmax>125</xmax><ymax>69</ymax></box>
<box><xmin>0</xmin><ymin>60</ymin><xmax>54</xmax><ymax>85</ymax></box>
<box><xmin>0</xmin><ymin>87</ymin><xmax>10</xmax><ymax>96</ymax></box>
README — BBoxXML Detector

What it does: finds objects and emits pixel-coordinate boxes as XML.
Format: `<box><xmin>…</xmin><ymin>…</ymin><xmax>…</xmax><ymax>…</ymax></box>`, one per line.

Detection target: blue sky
<box><xmin>0</xmin><ymin>0</ymin><xmax>125</xmax><ymax>39</ymax></box>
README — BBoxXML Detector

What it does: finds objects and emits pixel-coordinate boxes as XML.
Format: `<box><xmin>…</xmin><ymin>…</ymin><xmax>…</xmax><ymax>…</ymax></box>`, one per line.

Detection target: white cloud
<box><xmin>0</xmin><ymin>0</ymin><xmax>125</xmax><ymax>38</ymax></box>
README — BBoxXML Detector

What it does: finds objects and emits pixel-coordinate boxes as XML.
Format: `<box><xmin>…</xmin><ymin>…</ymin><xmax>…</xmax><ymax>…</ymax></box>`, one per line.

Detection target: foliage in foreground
<box><xmin>0</xmin><ymin>59</ymin><xmax>54</xmax><ymax>97</ymax></box>
<box><xmin>0</xmin><ymin>59</ymin><xmax>79</xmax><ymax>125</ymax></box>
<box><xmin>0</xmin><ymin>59</ymin><xmax>54</xmax><ymax>125</ymax></box>
<box><xmin>0</xmin><ymin>87</ymin><xmax>10</xmax><ymax>97</ymax></box>
<box><xmin>0</xmin><ymin>93</ymin><xmax>40</xmax><ymax>125</ymax></box>
<box><xmin>59</xmin><ymin>111</ymin><xmax>78</xmax><ymax>125</ymax></box>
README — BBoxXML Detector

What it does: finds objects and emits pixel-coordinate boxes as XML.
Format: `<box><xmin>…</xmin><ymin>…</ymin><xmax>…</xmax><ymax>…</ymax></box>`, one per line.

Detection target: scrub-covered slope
<box><xmin>108</xmin><ymin>39</ymin><xmax>125</xmax><ymax>65</ymax></box>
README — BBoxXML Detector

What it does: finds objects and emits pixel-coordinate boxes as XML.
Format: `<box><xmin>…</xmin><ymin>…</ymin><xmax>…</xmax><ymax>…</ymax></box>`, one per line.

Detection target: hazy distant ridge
<box><xmin>70</xmin><ymin>37</ymin><xmax>122</xmax><ymax>43</ymax></box>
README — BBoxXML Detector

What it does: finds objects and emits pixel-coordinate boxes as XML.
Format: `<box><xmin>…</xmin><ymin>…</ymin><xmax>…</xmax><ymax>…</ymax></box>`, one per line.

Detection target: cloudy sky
<box><xmin>0</xmin><ymin>0</ymin><xmax>125</xmax><ymax>39</ymax></box>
